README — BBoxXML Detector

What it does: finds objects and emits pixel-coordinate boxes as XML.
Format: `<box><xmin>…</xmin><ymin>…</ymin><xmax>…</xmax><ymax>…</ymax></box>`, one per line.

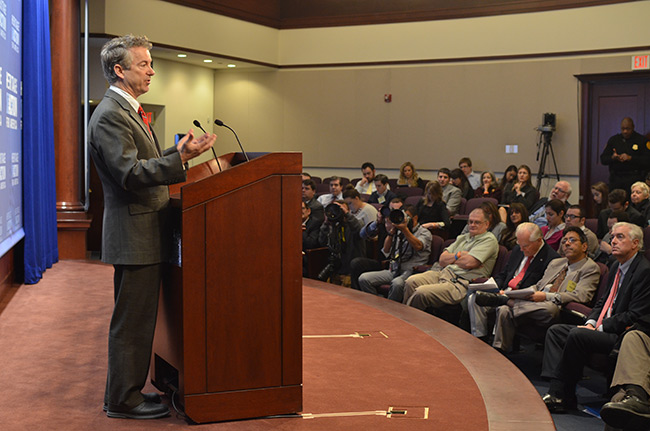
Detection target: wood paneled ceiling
<box><xmin>162</xmin><ymin>0</ymin><xmax>635</xmax><ymax>29</ymax></box>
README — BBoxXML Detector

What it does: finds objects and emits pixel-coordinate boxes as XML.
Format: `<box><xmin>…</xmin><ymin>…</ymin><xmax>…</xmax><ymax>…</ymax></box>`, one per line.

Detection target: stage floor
<box><xmin>0</xmin><ymin>261</ymin><xmax>553</xmax><ymax>430</ymax></box>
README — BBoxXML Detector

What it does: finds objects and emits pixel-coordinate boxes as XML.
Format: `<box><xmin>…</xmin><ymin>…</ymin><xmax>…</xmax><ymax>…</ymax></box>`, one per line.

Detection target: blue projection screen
<box><xmin>0</xmin><ymin>0</ymin><xmax>24</xmax><ymax>258</ymax></box>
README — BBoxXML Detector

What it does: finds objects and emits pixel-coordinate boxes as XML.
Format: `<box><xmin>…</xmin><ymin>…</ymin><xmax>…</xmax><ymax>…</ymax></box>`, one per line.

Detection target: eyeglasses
<box><xmin>560</xmin><ymin>237</ymin><xmax>581</xmax><ymax>245</ymax></box>
<box><xmin>564</xmin><ymin>214</ymin><xmax>581</xmax><ymax>220</ymax></box>
<box><xmin>467</xmin><ymin>220</ymin><xmax>486</xmax><ymax>225</ymax></box>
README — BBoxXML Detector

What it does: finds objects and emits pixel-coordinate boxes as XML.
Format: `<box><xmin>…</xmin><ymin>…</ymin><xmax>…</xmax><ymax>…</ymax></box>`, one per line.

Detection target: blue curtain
<box><xmin>22</xmin><ymin>0</ymin><xmax>58</xmax><ymax>283</ymax></box>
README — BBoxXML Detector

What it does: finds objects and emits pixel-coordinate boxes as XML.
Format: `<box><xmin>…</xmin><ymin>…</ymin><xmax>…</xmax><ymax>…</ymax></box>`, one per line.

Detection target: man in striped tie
<box><xmin>540</xmin><ymin>222</ymin><xmax>650</xmax><ymax>413</ymax></box>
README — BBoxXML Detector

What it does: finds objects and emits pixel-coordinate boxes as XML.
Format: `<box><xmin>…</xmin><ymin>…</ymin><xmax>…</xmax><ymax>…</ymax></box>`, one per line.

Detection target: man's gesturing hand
<box><xmin>177</xmin><ymin>129</ymin><xmax>217</xmax><ymax>164</ymax></box>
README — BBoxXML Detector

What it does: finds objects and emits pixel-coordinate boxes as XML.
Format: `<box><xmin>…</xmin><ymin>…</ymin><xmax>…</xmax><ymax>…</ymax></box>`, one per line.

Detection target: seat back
<box><xmin>395</xmin><ymin>187</ymin><xmax>424</xmax><ymax>198</ymax></box>
<box><xmin>428</xmin><ymin>235</ymin><xmax>445</xmax><ymax>265</ymax></box>
<box><xmin>465</xmin><ymin>197</ymin><xmax>498</xmax><ymax>215</ymax></box>
<box><xmin>491</xmin><ymin>246</ymin><xmax>510</xmax><ymax>278</ymax></box>
<box><xmin>585</xmin><ymin>218</ymin><xmax>598</xmax><ymax>235</ymax></box>
<box><xmin>405</xmin><ymin>195</ymin><xmax>423</xmax><ymax>207</ymax></box>
<box><xmin>457</xmin><ymin>198</ymin><xmax>468</xmax><ymax>216</ymax></box>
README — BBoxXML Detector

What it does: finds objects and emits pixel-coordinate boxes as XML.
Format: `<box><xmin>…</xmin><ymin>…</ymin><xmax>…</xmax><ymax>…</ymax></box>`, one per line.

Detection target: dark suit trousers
<box><xmin>542</xmin><ymin>324</ymin><xmax>618</xmax><ymax>394</ymax></box>
<box><xmin>105</xmin><ymin>264</ymin><xmax>163</xmax><ymax>410</ymax></box>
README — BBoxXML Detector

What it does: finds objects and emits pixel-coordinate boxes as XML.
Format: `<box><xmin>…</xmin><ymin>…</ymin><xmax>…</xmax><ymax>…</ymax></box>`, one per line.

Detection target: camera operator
<box><xmin>358</xmin><ymin>204</ymin><xmax>432</xmax><ymax>302</ymax></box>
<box><xmin>317</xmin><ymin>200</ymin><xmax>366</xmax><ymax>286</ymax></box>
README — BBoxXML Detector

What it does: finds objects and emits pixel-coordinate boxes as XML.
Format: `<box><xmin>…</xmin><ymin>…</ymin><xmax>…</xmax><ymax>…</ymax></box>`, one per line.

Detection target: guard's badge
<box><xmin>646</xmin><ymin>141</ymin><xmax>650</xmax><ymax>150</ymax></box>
<box><xmin>633</xmin><ymin>144</ymin><xmax>639</xmax><ymax>150</ymax></box>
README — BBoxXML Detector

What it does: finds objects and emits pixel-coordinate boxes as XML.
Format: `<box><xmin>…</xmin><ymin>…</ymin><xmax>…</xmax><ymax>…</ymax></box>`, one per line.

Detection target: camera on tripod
<box><xmin>536</xmin><ymin>113</ymin><xmax>556</xmax><ymax>133</ymax></box>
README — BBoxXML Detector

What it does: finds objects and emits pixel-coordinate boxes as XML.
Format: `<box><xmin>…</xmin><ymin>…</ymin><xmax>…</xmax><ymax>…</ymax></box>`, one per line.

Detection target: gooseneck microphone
<box><xmin>214</xmin><ymin>119</ymin><xmax>249</xmax><ymax>162</ymax></box>
<box><xmin>193</xmin><ymin>120</ymin><xmax>222</xmax><ymax>172</ymax></box>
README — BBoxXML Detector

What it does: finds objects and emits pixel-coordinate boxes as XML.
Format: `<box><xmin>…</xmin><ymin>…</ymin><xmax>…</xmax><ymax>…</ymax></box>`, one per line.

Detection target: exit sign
<box><xmin>632</xmin><ymin>55</ymin><xmax>649</xmax><ymax>70</ymax></box>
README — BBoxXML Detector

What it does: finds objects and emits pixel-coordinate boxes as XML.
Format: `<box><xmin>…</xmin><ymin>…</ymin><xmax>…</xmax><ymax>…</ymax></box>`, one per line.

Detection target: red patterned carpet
<box><xmin>0</xmin><ymin>261</ymin><xmax>553</xmax><ymax>430</ymax></box>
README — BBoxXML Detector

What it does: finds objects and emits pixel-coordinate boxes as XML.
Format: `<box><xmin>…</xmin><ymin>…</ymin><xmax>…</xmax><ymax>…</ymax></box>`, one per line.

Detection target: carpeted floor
<box><xmin>0</xmin><ymin>260</ymin><xmax>553</xmax><ymax>430</ymax></box>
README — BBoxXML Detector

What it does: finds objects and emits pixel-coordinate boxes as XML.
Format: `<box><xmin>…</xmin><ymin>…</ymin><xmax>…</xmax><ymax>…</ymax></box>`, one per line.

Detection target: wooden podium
<box><xmin>151</xmin><ymin>152</ymin><xmax>303</xmax><ymax>423</ymax></box>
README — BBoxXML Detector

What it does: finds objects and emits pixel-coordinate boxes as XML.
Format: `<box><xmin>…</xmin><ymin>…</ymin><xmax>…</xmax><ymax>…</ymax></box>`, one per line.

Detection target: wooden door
<box><xmin>578</xmin><ymin>73</ymin><xmax>650</xmax><ymax>216</ymax></box>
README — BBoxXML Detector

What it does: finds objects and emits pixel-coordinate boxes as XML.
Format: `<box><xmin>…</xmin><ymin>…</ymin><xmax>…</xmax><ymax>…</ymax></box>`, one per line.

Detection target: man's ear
<box><xmin>113</xmin><ymin>63</ymin><xmax>125</xmax><ymax>80</ymax></box>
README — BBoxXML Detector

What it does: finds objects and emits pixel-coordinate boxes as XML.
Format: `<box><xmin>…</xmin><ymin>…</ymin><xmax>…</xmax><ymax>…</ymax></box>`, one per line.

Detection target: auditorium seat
<box><xmin>404</xmin><ymin>195</ymin><xmax>422</xmax><ymax>207</ymax></box>
<box><xmin>394</xmin><ymin>187</ymin><xmax>424</xmax><ymax>198</ymax></box>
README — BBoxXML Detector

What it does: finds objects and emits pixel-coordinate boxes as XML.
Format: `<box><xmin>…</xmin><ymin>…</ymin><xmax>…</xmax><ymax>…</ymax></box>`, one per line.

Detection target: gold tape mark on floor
<box><xmin>302</xmin><ymin>407</ymin><xmax>429</xmax><ymax>420</ymax></box>
<box><xmin>303</xmin><ymin>331</ymin><xmax>389</xmax><ymax>339</ymax></box>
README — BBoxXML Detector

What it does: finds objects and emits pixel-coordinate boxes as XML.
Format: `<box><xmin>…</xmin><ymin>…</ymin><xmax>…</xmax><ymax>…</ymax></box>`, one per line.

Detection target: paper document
<box><xmin>468</xmin><ymin>277</ymin><xmax>499</xmax><ymax>292</ymax></box>
<box><xmin>504</xmin><ymin>287</ymin><xmax>536</xmax><ymax>299</ymax></box>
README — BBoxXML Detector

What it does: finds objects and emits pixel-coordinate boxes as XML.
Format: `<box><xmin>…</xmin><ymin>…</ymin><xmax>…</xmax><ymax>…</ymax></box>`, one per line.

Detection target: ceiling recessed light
<box><xmin>203</xmin><ymin>59</ymin><xmax>213</xmax><ymax>63</ymax></box>
<box><xmin>227</xmin><ymin>64</ymin><xmax>236</xmax><ymax>68</ymax></box>
<box><xmin>177</xmin><ymin>54</ymin><xmax>187</xmax><ymax>58</ymax></box>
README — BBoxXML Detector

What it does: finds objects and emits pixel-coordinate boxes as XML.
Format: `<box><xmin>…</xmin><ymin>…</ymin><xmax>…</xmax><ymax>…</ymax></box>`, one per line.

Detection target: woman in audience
<box><xmin>590</xmin><ymin>181</ymin><xmax>609</xmax><ymax>218</ymax></box>
<box><xmin>541</xmin><ymin>199</ymin><xmax>566</xmax><ymax>251</ymax></box>
<box><xmin>498</xmin><ymin>203</ymin><xmax>529</xmax><ymax>250</ymax></box>
<box><xmin>501</xmin><ymin>164</ymin><xmax>536</xmax><ymax>210</ymax></box>
<box><xmin>630</xmin><ymin>181</ymin><xmax>650</xmax><ymax>224</ymax></box>
<box><xmin>459</xmin><ymin>201</ymin><xmax>506</xmax><ymax>241</ymax></box>
<box><xmin>474</xmin><ymin>171</ymin><xmax>502</xmax><ymax>201</ymax></box>
<box><xmin>450</xmin><ymin>168</ymin><xmax>474</xmax><ymax>201</ymax></box>
<box><xmin>416</xmin><ymin>180</ymin><xmax>450</xmax><ymax>230</ymax></box>
<box><xmin>499</xmin><ymin>164</ymin><xmax>518</xmax><ymax>191</ymax></box>
<box><xmin>397</xmin><ymin>161</ymin><xmax>426</xmax><ymax>189</ymax></box>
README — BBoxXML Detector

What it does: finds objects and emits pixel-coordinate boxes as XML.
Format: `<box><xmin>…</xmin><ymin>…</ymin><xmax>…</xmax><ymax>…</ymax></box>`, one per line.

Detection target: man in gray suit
<box><xmin>89</xmin><ymin>35</ymin><xmax>215</xmax><ymax>419</ymax></box>
<box><xmin>491</xmin><ymin>226</ymin><xmax>600</xmax><ymax>353</ymax></box>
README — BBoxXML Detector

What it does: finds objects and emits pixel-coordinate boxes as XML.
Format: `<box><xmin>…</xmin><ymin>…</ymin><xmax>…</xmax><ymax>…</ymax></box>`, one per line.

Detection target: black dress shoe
<box><xmin>107</xmin><ymin>400</ymin><xmax>170</xmax><ymax>419</ymax></box>
<box><xmin>475</xmin><ymin>291</ymin><xmax>509</xmax><ymax>307</ymax></box>
<box><xmin>600</xmin><ymin>395</ymin><xmax>650</xmax><ymax>429</ymax></box>
<box><xmin>542</xmin><ymin>393</ymin><xmax>577</xmax><ymax>413</ymax></box>
<box><xmin>103</xmin><ymin>392</ymin><xmax>162</xmax><ymax>412</ymax></box>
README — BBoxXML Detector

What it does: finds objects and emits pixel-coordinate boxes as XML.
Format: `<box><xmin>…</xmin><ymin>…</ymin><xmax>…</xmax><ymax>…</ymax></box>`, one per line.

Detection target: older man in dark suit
<box><xmin>540</xmin><ymin>222</ymin><xmax>650</xmax><ymax>413</ymax></box>
<box><xmin>89</xmin><ymin>35</ymin><xmax>215</xmax><ymax>420</ymax></box>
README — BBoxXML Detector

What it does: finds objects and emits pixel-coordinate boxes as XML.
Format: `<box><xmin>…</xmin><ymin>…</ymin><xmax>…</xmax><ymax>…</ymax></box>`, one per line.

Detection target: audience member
<box><xmin>302</xmin><ymin>201</ymin><xmax>321</xmax><ymax>251</ymax></box>
<box><xmin>355</xmin><ymin>162</ymin><xmax>377</xmax><ymax>195</ymax></box>
<box><xmin>598</xmin><ymin>210</ymin><xmax>630</xmax><ymax>264</ymax></box>
<box><xmin>343</xmin><ymin>186</ymin><xmax>378</xmax><ymax>227</ymax></box>
<box><xmin>318</xmin><ymin>200</ymin><xmax>365</xmax><ymax>286</ymax></box>
<box><xmin>459</xmin><ymin>201</ymin><xmax>506</xmax><ymax>241</ymax></box>
<box><xmin>438</xmin><ymin>168</ymin><xmax>462</xmax><ymax>216</ymax></box>
<box><xmin>465</xmin><ymin>223</ymin><xmax>558</xmax><ymax>340</ymax></box>
<box><xmin>501</xmin><ymin>164</ymin><xmax>537</xmax><ymax>211</ymax></box>
<box><xmin>541</xmin><ymin>199</ymin><xmax>566</xmax><ymax>251</ymax></box>
<box><xmin>488</xmin><ymin>227</ymin><xmax>599</xmax><ymax>353</ymax></box>
<box><xmin>499</xmin><ymin>203</ymin><xmax>529</xmax><ymax>251</ymax></box>
<box><xmin>368</xmin><ymin>174</ymin><xmax>398</xmax><ymax>205</ymax></box>
<box><xmin>540</xmin><ymin>222</ymin><xmax>650</xmax><ymax>413</ymax></box>
<box><xmin>403</xmin><ymin>208</ymin><xmax>499</xmax><ymax>311</ymax></box>
<box><xmin>591</xmin><ymin>181</ymin><xmax>609</xmax><ymax>218</ymax></box>
<box><xmin>459</xmin><ymin>157</ymin><xmax>481</xmax><ymax>190</ymax></box>
<box><xmin>499</xmin><ymin>164</ymin><xmax>518</xmax><ymax>191</ymax></box>
<box><xmin>600</xmin><ymin>117</ymin><xmax>650</xmax><ymax>193</ymax></box>
<box><xmin>562</xmin><ymin>205</ymin><xmax>599</xmax><ymax>260</ymax></box>
<box><xmin>302</xmin><ymin>172</ymin><xmax>312</xmax><ymax>181</ymax></box>
<box><xmin>416</xmin><ymin>181</ymin><xmax>451</xmax><ymax>230</ymax></box>
<box><xmin>317</xmin><ymin>176</ymin><xmax>343</xmax><ymax>207</ymax></box>
<box><xmin>359</xmin><ymin>204</ymin><xmax>432</xmax><ymax>302</ymax></box>
<box><xmin>450</xmin><ymin>168</ymin><xmax>475</xmax><ymax>201</ymax></box>
<box><xmin>527</xmin><ymin>180</ymin><xmax>572</xmax><ymax>227</ymax></box>
<box><xmin>349</xmin><ymin>198</ymin><xmax>404</xmax><ymax>291</ymax></box>
<box><xmin>597</xmin><ymin>189</ymin><xmax>647</xmax><ymax>238</ymax></box>
<box><xmin>600</xmin><ymin>322</ymin><xmax>650</xmax><ymax>431</ymax></box>
<box><xmin>397</xmin><ymin>161</ymin><xmax>426</xmax><ymax>189</ymax></box>
<box><xmin>474</xmin><ymin>171</ymin><xmax>502</xmax><ymax>201</ymax></box>
<box><xmin>302</xmin><ymin>179</ymin><xmax>324</xmax><ymax>224</ymax></box>
<box><xmin>630</xmin><ymin>181</ymin><xmax>650</xmax><ymax>225</ymax></box>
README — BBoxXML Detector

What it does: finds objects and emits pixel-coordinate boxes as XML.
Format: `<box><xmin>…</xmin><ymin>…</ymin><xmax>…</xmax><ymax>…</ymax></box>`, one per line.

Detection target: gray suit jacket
<box><xmin>532</xmin><ymin>256</ymin><xmax>600</xmax><ymax>305</ymax></box>
<box><xmin>89</xmin><ymin>89</ymin><xmax>187</xmax><ymax>265</ymax></box>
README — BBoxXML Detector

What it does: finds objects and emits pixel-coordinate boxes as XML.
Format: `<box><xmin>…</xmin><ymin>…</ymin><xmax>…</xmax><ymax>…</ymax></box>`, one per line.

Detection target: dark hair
<box><xmin>302</xmin><ymin>179</ymin><xmax>316</xmax><ymax>191</ymax></box>
<box><xmin>361</xmin><ymin>162</ymin><xmax>375</xmax><ymax>171</ymax></box>
<box><xmin>423</xmin><ymin>180</ymin><xmax>443</xmax><ymax>204</ymax></box>
<box><xmin>545</xmin><ymin>198</ymin><xmax>566</xmax><ymax>216</ymax></box>
<box><xmin>506</xmin><ymin>202</ymin><xmax>529</xmax><ymax>229</ymax></box>
<box><xmin>459</xmin><ymin>157</ymin><xmax>472</xmax><ymax>167</ymax></box>
<box><xmin>374</xmin><ymin>174</ymin><xmax>389</xmax><ymax>185</ymax></box>
<box><xmin>450</xmin><ymin>168</ymin><xmax>470</xmax><ymax>188</ymax></box>
<box><xmin>608</xmin><ymin>210</ymin><xmax>630</xmax><ymax>222</ymax></box>
<box><xmin>567</xmin><ymin>204</ymin><xmax>584</xmax><ymax>218</ymax></box>
<box><xmin>301</xmin><ymin>172</ymin><xmax>312</xmax><ymax>179</ymax></box>
<box><xmin>389</xmin><ymin>197</ymin><xmax>403</xmax><ymax>205</ymax></box>
<box><xmin>438</xmin><ymin>167</ymin><xmax>451</xmax><ymax>177</ymax></box>
<box><xmin>563</xmin><ymin>225</ymin><xmax>587</xmax><ymax>244</ymax></box>
<box><xmin>500</xmin><ymin>165</ymin><xmax>518</xmax><ymax>189</ymax></box>
<box><xmin>591</xmin><ymin>181</ymin><xmax>609</xmax><ymax>215</ymax></box>
<box><xmin>342</xmin><ymin>187</ymin><xmax>360</xmax><ymax>200</ymax></box>
<box><xmin>479</xmin><ymin>201</ymin><xmax>501</xmax><ymax>230</ymax></box>
<box><xmin>608</xmin><ymin>189</ymin><xmax>627</xmax><ymax>205</ymax></box>
<box><xmin>517</xmin><ymin>164</ymin><xmax>533</xmax><ymax>188</ymax></box>
<box><xmin>403</xmin><ymin>204</ymin><xmax>417</xmax><ymax>217</ymax></box>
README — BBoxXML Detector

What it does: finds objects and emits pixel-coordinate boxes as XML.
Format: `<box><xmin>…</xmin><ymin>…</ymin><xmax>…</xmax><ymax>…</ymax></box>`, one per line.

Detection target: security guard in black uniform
<box><xmin>601</xmin><ymin>117</ymin><xmax>650</xmax><ymax>194</ymax></box>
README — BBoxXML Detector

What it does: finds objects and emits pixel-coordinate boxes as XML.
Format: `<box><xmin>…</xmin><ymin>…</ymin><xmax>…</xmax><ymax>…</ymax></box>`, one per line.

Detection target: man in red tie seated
<box><xmin>540</xmin><ymin>222</ymin><xmax>650</xmax><ymax>413</ymax></box>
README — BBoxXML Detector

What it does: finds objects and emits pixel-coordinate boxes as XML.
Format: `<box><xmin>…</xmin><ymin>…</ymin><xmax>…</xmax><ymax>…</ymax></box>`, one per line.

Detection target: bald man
<box><xmin>600</xmin><ymin>117</ymin><xmax>650</xmax><ymax>193</ymax></box>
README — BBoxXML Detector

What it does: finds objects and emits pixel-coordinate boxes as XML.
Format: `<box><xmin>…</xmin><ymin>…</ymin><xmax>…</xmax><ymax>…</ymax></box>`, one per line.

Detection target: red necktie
<box><xmin>138</xmin><ymin>106</ymin><xmax>152</xmax><ymax>136</ymax></box>
<box><xmin>508</xmin><ymin>256</ymin><xmax>531</xmax><ymax>289</ymax></box>
<box><xmin>596</xmin><ymin>268</ymin><xmax>622</xmax><ymax>328</ymax></box>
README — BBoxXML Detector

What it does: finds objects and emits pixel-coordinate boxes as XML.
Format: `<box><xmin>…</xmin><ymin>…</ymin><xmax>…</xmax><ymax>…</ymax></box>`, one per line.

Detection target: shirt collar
<box><xmin>110</xmin><ymin>85</ymin><xmax>140</xmax><ymax>113</ymax></box>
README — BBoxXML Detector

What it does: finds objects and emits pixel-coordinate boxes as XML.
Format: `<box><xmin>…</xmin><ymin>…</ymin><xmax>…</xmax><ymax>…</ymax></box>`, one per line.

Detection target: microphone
<box><xmin>214</xmin><ymin>119</ymin><xmax>249</xmax><ymax>162</ymax></box>
<box><xmin>193</xmin><ymin>119</ymin><xmax>221</xmax><ymax>172</ymax></box>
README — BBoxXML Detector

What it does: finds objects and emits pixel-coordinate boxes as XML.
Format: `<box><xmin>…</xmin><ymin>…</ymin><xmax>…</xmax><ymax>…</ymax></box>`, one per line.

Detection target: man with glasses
<box><xmin>403</xmin><ymin>208</ymin><xmax>498</xmax><ymax>311</ymax></box>
<box><xmin>489</xmin><ymin>227</ymin><xmax>599</xmax><ymax>353</ymax></box>
<box><xmin>562</xmin><ymin>205</ymin><xmax>599</xmax><ymax>259</ymax></box>
<box><xmin>529</xmin><ymin>180</ymin><xmax>572</xmax><ymax>227</ymax></box>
